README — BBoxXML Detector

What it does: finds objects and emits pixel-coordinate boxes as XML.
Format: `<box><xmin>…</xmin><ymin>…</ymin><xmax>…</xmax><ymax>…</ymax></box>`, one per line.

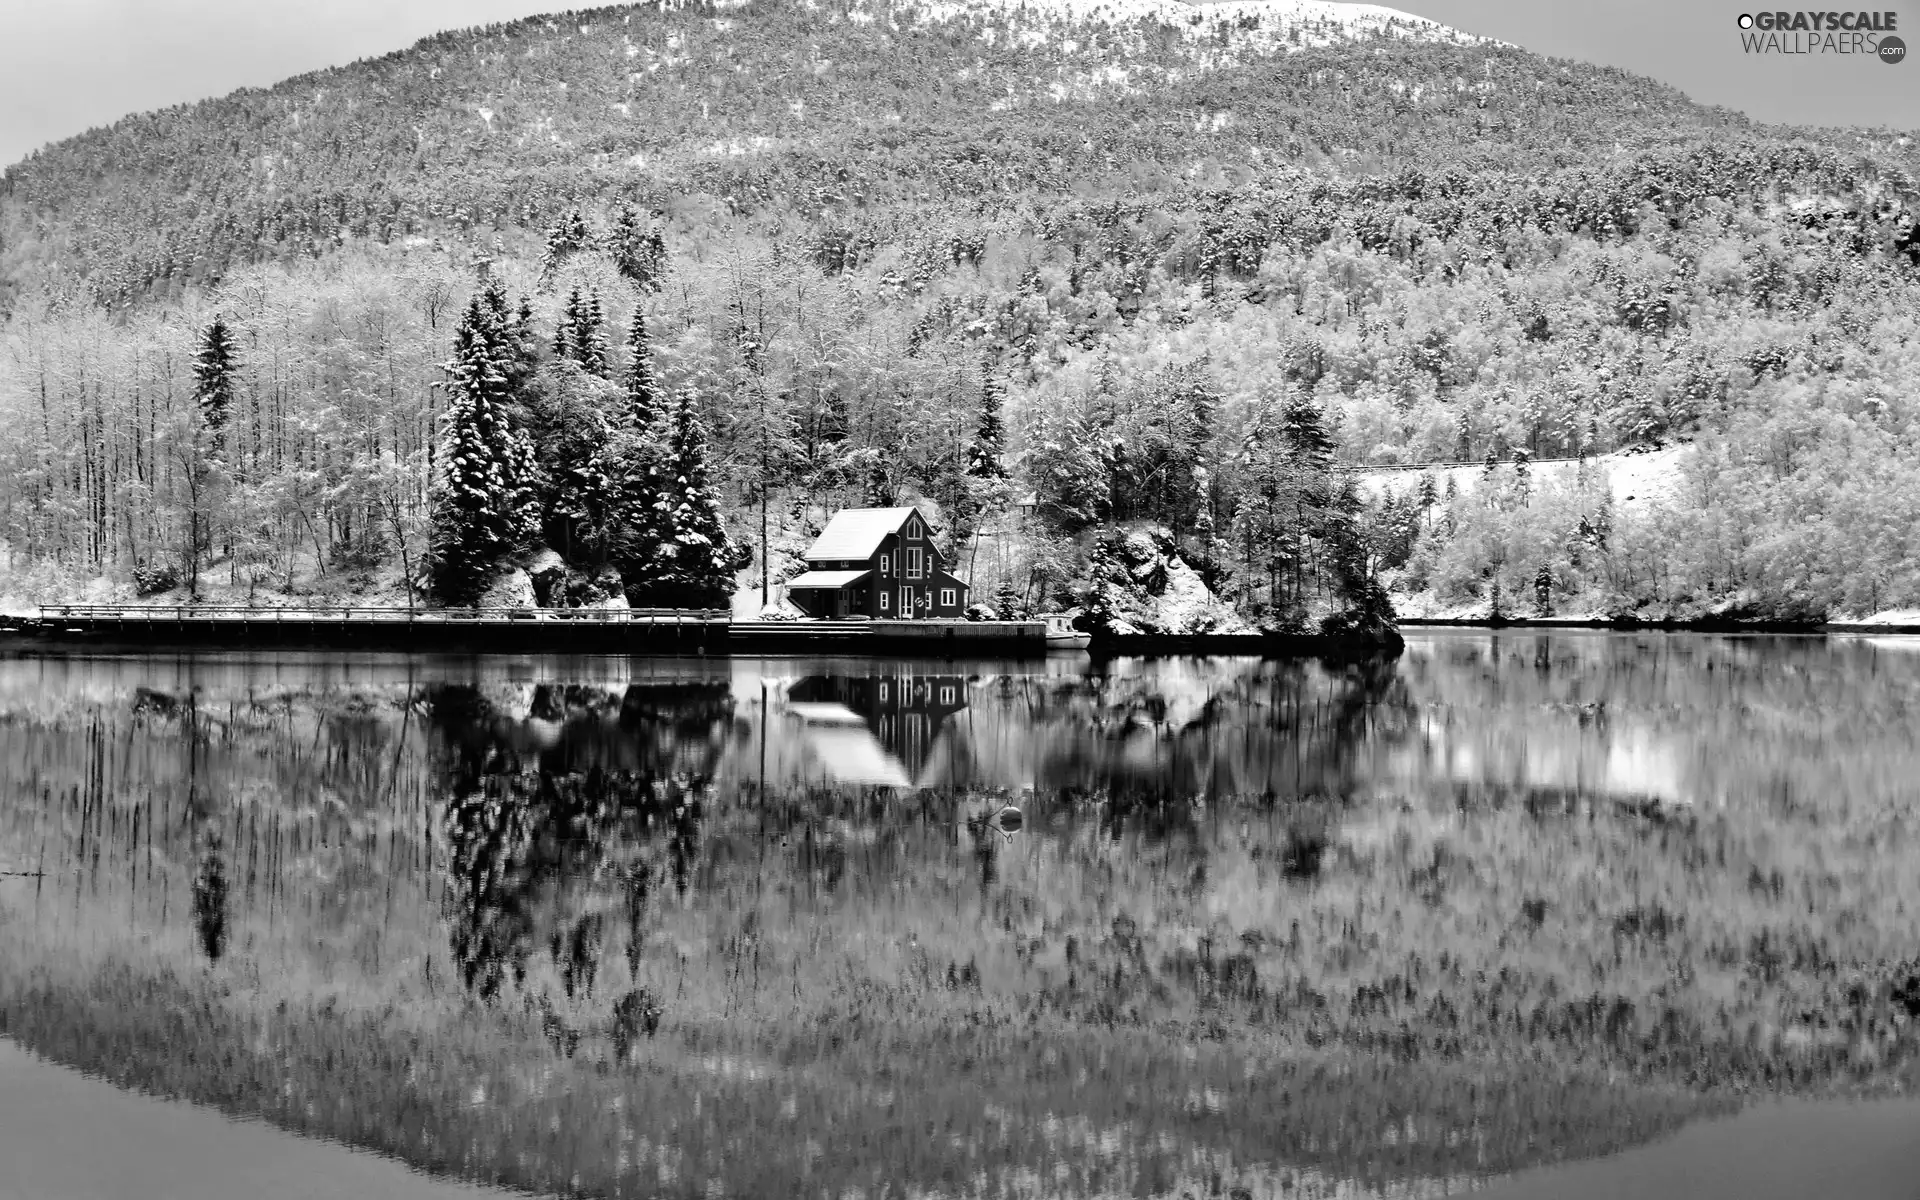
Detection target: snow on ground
<box><xmin>904</xmin><ymin>0</ymin><xmax>1493</xmax><ymax>50</ymax></box>
<box><xmin>1355</xmin><ymin>445</ymin><xmax>1694</xmax><ymax>516</ymax></box>
<box><xmin>1834</xmin><ymin>609</ymin><xmax>1920</xmax><ymax>626</ymax></box>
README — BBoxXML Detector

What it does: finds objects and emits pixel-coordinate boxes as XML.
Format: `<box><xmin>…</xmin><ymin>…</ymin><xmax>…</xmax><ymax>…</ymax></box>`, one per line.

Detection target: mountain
<box><xmin>2</xmin><ymin>0</ymin><xmax>1919</xmax><ymax>622</ymax></box>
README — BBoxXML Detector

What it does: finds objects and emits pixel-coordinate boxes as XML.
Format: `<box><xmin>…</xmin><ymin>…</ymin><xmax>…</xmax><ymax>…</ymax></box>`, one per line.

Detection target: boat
<box><xmin>1042</xmin><ymin>613</ymin><xmax>1091</xmax><ymax>650</ymax></box>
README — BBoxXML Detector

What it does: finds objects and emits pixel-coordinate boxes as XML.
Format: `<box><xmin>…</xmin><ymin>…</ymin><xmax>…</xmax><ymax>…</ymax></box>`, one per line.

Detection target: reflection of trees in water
<box><xmin>426</xmin><ymin>682</ymin><xmax>730</xmax><ymax>1004</ymax></box>
<box><xmin>191</xmin><ymin>832</ymin><xmax>229</xmax><ymax>961</ymax></box>
<box><xmin>972</xmin><ymin>657</ymin><xmax>1414</xmax><ymax>805</ymax></box>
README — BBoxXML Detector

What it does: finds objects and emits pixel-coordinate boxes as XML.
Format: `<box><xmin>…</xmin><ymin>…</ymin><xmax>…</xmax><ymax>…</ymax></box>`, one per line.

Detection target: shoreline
<box><xmin>1398</xmin><ymin>616</ymin><xmax>1920</xmax><ymax>634</ymax></box>
<box><xmin>0</xmin><ymin>608</ymin><xmax>1410</xmax><ymax>660</ymax></box>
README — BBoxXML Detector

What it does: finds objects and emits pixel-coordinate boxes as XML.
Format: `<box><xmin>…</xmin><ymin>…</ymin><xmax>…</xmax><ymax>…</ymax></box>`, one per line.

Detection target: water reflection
<box><xmin>785</xmin><ymin>671</ymin><xmax>969</xmax><ymax>786</ymax></box>
<box><xmin>2</xmin><ymin>637</ymin><xmax>1919</xmax><ymax>1199</ymax></box>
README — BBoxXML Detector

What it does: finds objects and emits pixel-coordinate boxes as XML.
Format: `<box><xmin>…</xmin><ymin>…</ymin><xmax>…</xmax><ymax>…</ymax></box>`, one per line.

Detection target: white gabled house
<box><xmin>782</xmin><ymin>506</ymin><xmax>970</xmax><ymax>619</ymax></box>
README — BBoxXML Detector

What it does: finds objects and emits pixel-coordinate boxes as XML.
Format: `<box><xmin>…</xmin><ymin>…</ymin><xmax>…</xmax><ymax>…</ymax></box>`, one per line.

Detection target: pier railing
<box><xmin>37</xmin><ymin>604</ymin><xmax>730</xmax><ymax>624</ymax></box>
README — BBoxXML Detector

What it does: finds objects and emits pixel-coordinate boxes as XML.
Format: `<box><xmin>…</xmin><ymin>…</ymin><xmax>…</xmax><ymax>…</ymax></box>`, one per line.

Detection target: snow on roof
<box><xmin>786</xmin><ymin>701</ymin><xmax>871</xmax><ymax>726</ymax></box>
<box><xmin>804</xmin><ymin>725</ymin><xmax>914</xmax><ymax>787</ymax></box>
<box><xmin>783</xmin><ymin>569</ymin><xmax>873</xmax><ymax>590</ymax></box>
<box><xmin>804</xmin><ymin>507</ymin><xmax>920</xmax><ymax>562</ymax></box>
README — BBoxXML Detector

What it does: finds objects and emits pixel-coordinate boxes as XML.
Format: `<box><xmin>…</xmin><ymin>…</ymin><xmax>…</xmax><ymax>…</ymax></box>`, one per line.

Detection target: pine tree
<box><xmin>992</xmin><ymin>578</ymin><xmax>1022</xmax><ymax>620</ymax></box>
<box><xmin>1416</xmin><ymin>471</ymin><xmax>1438</xmax><ymax>530</ymax></box>
<box><xmin>571</xmin><ymin>289</ymin><xmax>609</xmax><ymax>377</ymax></box>
<box><xmin>624</xmin><ymin>306</ymin><xmax>659</xmax><ymax>429</ymax></box>
<box><xmin>967</xmin><ymin>367</ymin><xmax>1008</xmax><ymax>479</ymax></box>
<box><xmin>478</xmin><ymin>278</ymin><xmax>537</xmax><ymax>396</ymax></box>
<box><xmin>431</xmin><ymin>296</ymin><xmax>541</xmax><ymax>606</ymax></box>
<box><xmin>1534</xmin><ymin>563</ymin><xmax>1554</xmax><ymax>616</ymax></box>
<box><xmin>540</xmin><ymin>206</ymin><xmax>594</xmax><ymax>283</ymax></box>
<box><xmin>638</xmin><ymin>389</ymin><xmax>737</xmax><ymax>608</ymax></box>
<box><xmin>1180</xmin><ymin>371</ymin><xmax>1220</xmax><ymax>529</ymax></box>
<box><xmin>193</xmin><ymin>314</ymin><xmax>239</xmax><ymax>456</ymax></box>
<box><xmin>1280</xmin><ymin>393</ymin><xmax>1334</xmax><ymax>473</ymax></box>
<box><xmin>864</xmin><ymin>458</ymin><xmax>893</xmax><ymax>507</ymax></box>
<box><xmin>609</xmin><ymin>205</ymin><xmax>666</xmax><ymax>291</ymax></box>
<box><xmin>554</xmin><ymin>288</ymin><xmax>581</xmax><ymax>360</ymax></box>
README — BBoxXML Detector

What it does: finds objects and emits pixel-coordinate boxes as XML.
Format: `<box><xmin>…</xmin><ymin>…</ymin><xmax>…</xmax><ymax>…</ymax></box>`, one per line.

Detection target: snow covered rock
<box><xmin>1151</xmin><ymin>556</ymin><xmax>1251</xmax><ymax>636</ymax></box>
<box><xmin>479</xmin><ymin>567</ymin><xmax>536</xmax><ymax>610</ymax></box>
<box><xmin>1080</xmin><ymin>525</ymin><xmax>1248</xmax><ymax>637</ymax></box>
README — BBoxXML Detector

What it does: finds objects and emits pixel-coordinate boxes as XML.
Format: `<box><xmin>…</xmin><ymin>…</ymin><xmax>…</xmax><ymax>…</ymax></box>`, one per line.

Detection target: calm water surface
<box><xmin>1</xmin><ymin>632</ymin><xmax>1917</xmax><ymax>1199</ymax></box>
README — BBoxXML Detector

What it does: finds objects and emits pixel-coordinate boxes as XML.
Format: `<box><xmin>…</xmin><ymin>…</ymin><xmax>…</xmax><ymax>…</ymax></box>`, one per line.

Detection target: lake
<box><xmin>1</xmin><ymin>632</ymin><xmax>1917</xmax><ymax>1199</ymax></box>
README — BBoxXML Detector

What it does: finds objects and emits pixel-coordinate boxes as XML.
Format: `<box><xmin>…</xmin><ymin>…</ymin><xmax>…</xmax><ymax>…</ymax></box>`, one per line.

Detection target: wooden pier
<box><xmin>7</xmin><ymin>604</ymin><xmax>1050</xmax><ymax>657</ymax></box>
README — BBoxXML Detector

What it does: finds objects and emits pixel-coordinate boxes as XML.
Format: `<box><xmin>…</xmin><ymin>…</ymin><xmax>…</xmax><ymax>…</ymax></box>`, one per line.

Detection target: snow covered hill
<box><xmin>1355</xmin><ymin>446</ymin><xmax>1693</xmax><ymax>520</ymax></box>
<box><xmin>909</xmin><ymin>0</ymin><xmax>1495</xmax><ymax>54</ymax></box>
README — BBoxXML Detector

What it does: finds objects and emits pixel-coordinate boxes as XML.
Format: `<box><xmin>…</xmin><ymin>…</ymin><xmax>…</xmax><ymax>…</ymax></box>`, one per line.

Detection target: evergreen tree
<box><xmin>478</xmin><ymin>278</ymin><xmax>538</xmax><ymax>398</ymax></box>
<box><xmin>1280</xmin><ymin>393</ymin><xmax>1335</xmax><ymax>474</ymax></box>
<box><xmin>550</xmin><ymin>288</ymin><xmax>608</xmax><ymax>377</ymax></box>
<box><xmin>637</xmin><ymin>389</ymin><xmax>737</xmax><ymax>607</ymax></box>
<box><xmin>992</xmin><ymin>577</ymin><xmax>1023</xmax><ymax>620</ymax></box>
<box><xmin>624</xmin><ymin>306</ymin><xmax>659</xmax><ymax>429</ymax></box>
<box><xmin>431</xmin><ymin>296</ymin><xmax>541</xmax><ymax>605</ymax></box>
<box><xmin>192</xmin><ymin>314</ymin><xmax>239</xmax><ymax>456</ymax></box>
<box><xmin>1592</xmin><ymin>493</ymin><xmax>1615</xmax><ymax>551</ymax></box>
<box><xmin>547</xmin><ymin>400</ymin><xmax>633</xmax><ymax>568</ymax></box>
<box><xmin>554</xmin><ymin>288</ymin><xmax>581</xmax><ymax>361</ymax></box>
<box><xmin>185</xmin><ymin>313</ymin><xmax>242</xmax><ymax>593</ymax></box>
<box><xmin>1534</xmin><ymin>563</ymin><xmax>1555</xmax><ymax>616</ymax></box>
<box><xmin>1181</xmin><ymin>371</ymin><xmax>1221</xmax><ymax>529</ymax></box>
<box><xmin>578</xmin><ymin>290</ymin><xmax>608</xmax><ymax>378</ymax></box>
<box><xmin>967</xmin><ymin>366</ymin><xmax>1008</xmax><ymax>479</ymax></box>
<box><xmin>863</xmin><ymin>458</ymin><xmax>893</xmax><ymax>507</ymax></box>
<box><xmin>539</xmin><ymin>206</ymin><xmax>594</xmax><ymax>282</ymax></box>
<box><xmin>1416</xmin><ymin>471</ymin><xmax>1438</xmax><ymax>529</ymax></box>
<box><xmin>609</xmin><ymin>205</ymin><xmax>667</xmax><ymax>291</ymax></box>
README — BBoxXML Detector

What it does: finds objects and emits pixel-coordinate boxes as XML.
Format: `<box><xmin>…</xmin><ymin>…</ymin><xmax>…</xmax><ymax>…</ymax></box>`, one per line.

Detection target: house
<box><xmin>783</xmin><ymin>506</ymin><xmax>969</xmax><ymax>619</ymax></box>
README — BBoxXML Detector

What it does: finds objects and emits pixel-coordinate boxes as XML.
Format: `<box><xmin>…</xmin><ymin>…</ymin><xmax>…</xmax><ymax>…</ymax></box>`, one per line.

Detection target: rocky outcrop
<box><xmin>1077</xmin><ymin>527</ymin><xmax>1250</xmax><ymax>638</ymax></box>
<box><xmin>479</xmin><ymin>567</ymin><xmax>536</xmax><ymax>610</ymax></box>
<box><xmin>526</xmin><ymin>547</ymin><xmax>627</xmax><ymax>609</ymax></box>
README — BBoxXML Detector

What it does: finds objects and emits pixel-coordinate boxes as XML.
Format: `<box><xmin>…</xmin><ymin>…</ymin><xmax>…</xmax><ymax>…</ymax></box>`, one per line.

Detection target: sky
<box><xmin>0</xmin><ymin>0</ymin><xmax>1914</xmax><ymax>169</ymax></box>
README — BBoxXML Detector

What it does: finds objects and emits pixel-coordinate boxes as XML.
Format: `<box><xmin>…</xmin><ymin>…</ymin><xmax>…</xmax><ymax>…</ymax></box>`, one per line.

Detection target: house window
<box><xmin>880</xmin><ymin>683</ymin><xmax>889</xmax><ymax>702</ymax></box>
<box><xmin>880</xmin><ymin>554</ymin><xmax>890</xmax><ymax>576</ymax></box>
<box><xmin>941</xmin><ymin>686</ymin><xmax>955</xmax><ymax>704</ymax></box>
<box><xmin>880</xmin><ymin>590</ymin><xmax>890</xmax><ymax>611</ymax></box>
<box><xmin>907</xmin><ymin>519</ymin><xmax>920</xmax><ymax>540</ymax></box>
<box><xmin>908</xmin><ymin>548</ymin><xmax>923</xmax><ymax>579</ymax></box>
<box><xmin>940</xmin><ymin>588</ymin><xmax>956</xmax><ymax>607</ymax></box>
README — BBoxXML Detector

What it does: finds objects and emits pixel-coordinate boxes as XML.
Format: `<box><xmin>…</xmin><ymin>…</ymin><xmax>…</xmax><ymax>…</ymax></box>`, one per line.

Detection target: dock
<box><xmin>4</xmin><ymin>604</ymin><xmax>1050</xmax><ymax>657</ymax></box>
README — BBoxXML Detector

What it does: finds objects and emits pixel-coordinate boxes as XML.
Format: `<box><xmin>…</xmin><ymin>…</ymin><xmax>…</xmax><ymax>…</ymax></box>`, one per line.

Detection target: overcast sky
<box><xmin>0</xmin><ymin>0</ymin><xmax>1914</xmax><ymax>169</ymax></box>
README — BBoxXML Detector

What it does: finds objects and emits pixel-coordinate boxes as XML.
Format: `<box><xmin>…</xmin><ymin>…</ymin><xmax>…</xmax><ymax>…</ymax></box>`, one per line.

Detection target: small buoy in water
<box><xmin>994</xmin><ymin>805</ymin><xmax>1023</xmax><ymax>833</ymax></box>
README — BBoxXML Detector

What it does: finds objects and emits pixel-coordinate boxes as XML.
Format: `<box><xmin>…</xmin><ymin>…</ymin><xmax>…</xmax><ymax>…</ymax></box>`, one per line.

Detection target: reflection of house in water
<box><xmin>785</xmin><ymin>673</ymin><xmax>969</xmax><ymax>787</ymax></box>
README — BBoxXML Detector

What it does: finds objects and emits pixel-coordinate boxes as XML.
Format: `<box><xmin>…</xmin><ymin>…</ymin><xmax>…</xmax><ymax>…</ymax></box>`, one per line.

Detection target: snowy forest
<box><xmin>4</xmin><ymin>0</ymin><xmax>1920</xmax><ymax>622</ymax></box>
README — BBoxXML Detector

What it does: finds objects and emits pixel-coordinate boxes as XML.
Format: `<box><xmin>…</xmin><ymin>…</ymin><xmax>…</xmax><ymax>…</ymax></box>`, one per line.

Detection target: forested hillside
<box><xmin>4</xmin><ymin>0</ymin><xmax>1920</xmax><ymax>621</ymax></box>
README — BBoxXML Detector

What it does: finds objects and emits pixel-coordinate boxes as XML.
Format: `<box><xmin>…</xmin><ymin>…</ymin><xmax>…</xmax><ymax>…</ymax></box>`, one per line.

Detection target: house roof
<box><xmin>783</xmin><ymin>569</ymin><xmax>872</xmax><ymax>590</ymax></box>
<box><xmin>803</xmin><ymin>507</ymin><xmax>920</xmax><ymax>562</ymax></box>
<box><xmin>802</xmin><ymin>725</ymin><xmax>913</xmax><ymax>787</ymax></box>
<box><xmin>785</xmin><ymin>701</ymin><xmax>870</xmax><ymax>726</ymax></box>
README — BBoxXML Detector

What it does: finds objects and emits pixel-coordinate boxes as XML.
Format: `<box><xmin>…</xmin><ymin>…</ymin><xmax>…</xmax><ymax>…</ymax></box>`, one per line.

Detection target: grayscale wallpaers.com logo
<box><xmin>1736</xmin><ymin>11</ymin><xmax>1905</xmax><ymax>58</ymax></box>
